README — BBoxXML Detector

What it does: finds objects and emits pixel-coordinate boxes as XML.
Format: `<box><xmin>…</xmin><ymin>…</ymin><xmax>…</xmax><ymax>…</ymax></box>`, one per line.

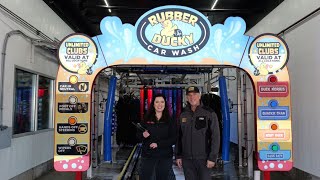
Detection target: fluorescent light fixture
<box><xmin>103</xmin><ymin>0</ymin><xmax>112</xmax><ymax>12</ymax></box>
<box><xmin>211</xmin><ymin>0</ymin><xmax>218</xmax><ymax>10</ymax></box>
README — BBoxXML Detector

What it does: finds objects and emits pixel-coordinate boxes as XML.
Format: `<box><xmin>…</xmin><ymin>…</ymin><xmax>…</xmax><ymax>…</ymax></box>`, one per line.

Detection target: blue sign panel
<box><xmin>260</xmin><ymin>143</ymin><xmax>291</xmax><ymax>161</ymax></box>
<box><xmin>258</xmin><ymin>100</ymin><xmax>289</xmax><ymax>120</ymax></box>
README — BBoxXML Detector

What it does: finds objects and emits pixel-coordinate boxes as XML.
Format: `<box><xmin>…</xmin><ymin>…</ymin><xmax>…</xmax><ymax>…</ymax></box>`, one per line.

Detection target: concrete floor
<box><xmin>36</xmin><ymin>146</ymin><xmax>306</xmax><ymax>180</ymax></box>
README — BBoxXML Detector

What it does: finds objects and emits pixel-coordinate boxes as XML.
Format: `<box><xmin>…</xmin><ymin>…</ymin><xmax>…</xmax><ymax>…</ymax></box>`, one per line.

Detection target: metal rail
<box><xmin>118</xmin><ymin>144</ymin><xmax>142</xmax><ymax>180</ymax></box>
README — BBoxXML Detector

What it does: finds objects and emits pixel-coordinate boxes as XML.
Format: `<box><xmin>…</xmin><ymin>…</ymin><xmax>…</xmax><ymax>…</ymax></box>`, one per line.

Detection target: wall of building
<box><xmin>247</xmin><ymin>0</ymin><xmax>320</xmax><ymax>177</ymax></box>
<box><xmin>0</xmin><ymin>1</ymin><xmax>73</xmax><ymax>179</ymax></box>
<box><xmin>0</xmin><ymin>0</ymin><xmax>73</xmax><ymax>40</ymax></box>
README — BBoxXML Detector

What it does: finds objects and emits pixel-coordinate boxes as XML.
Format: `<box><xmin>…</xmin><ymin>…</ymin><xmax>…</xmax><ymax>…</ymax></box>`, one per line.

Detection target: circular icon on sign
<box><xmin>78</xmin><ymin>124</ymin><xmax>88</xmax><ymax>134</ymax></box>
<box><xmin>69</xmin><ymin>75</ymin><xmax>78</xmax><ymax>84</ymax></box>
<box><xmin>68</xmin><ymin>137</ymin><xmax>77</xmax><ymax>146</ymax></box>
<box><xmin>78</xmin><ymin>83</ymin><xmax>88</xmax><ymax>92</ymax></box>
<box><xmin>270</xmin><ymin>143</ymin><xmax>279</xmax><ymax>152</ymax></box>
<box><xmin>58</xmin><ymin>33</ymin><xmax>97</xmax><ymax>74</ymax></box>
<box><xmin>69</xmin><ymin>95</ymin><xmax>78</xmax><ymax>104</ymax></box>
<box><xmin>68</xmin><ymin>116</ymin><xmax>77</xmax><ymax>125</ymax></box>
<box><xmin>270</xmin><ymin>123</ymin><xmax>278</xmax><ymax>130</ymax></box>
<box><xmin>248</xmin><ymin>33</ymin><xmax>289</xmax><ymax>76</ymax></box>
<box><xmin>268</xmin><ymin>99</ymin><xmax>279</xmax><ymax>108</ymax></box>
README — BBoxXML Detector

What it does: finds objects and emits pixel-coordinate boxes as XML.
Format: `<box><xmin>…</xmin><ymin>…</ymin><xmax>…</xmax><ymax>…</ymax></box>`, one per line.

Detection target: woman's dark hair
<box><xmin>144</xmin><ymin>94</ymin><xmax>171</xmax><ymax>123</ymax></box>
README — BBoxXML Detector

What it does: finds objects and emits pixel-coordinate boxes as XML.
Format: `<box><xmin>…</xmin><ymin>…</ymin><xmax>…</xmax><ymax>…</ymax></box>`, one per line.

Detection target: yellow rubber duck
<box><xmin>77</xmin><ymin>62</ymin><xmax>89</xmax><ymax>75</ymax></box>
<box><xmin>160</xmin><ymin>20</ymin><xmax>178</xmax><ymax>37</ymax></box>
<box><xmin>257</xmin><ymin>63</ymin><xmax>269</xmax><ymax>76</ymax></box>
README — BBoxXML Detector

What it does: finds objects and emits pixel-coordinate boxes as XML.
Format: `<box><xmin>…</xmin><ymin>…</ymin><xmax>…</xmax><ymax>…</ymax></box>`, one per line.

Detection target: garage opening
<box><xmin>86</xmin><ymin>65</ymin><xmax>256</xmax><ymax>179</ymax></box>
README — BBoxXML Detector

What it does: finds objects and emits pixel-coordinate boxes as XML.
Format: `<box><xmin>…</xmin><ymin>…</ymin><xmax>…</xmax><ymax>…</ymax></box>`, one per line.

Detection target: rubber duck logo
<box><xmin>160</xmin><ymin>20</ymin><xmax>178</xmax><ymax>37</ymax></box>
<box><xmin>58</xmin><ymin>33</ymin><xmax>97</xmax><ymax>74</ymax></box>
<box><xmin>249</xmin><ymin>33</ymin><xmax>289</xmax><ymax>76</ymax></box>
<box><xmin>77</xmin><ymin>62</ymin><xmax>90</xmax><ymax>75</ymax></box>
<box><xmin>256</xmin><ymin>63</ymin><xmax>270</xmax><ymax>76</ymax></box>
<box><xmin>136</xmin><ymin>6</ymin><xmax>210</xmax><ymax>57</ymax></box>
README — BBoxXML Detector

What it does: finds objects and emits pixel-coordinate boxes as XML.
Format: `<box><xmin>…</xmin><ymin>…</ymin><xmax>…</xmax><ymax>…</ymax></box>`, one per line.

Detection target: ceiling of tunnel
<box><xmin>44</xmin><ymin>0</ymin><xmax>284</xmax><ymax>37</ymax></box>
<box><xmin>101</xmin><ymin>66</ymin><xmax>223</xmax><ymax>87</ymax></box>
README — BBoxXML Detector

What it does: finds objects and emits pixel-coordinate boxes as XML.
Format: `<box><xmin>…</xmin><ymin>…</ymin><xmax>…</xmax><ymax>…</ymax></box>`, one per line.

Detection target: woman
<box><xmin>138</xmin><ymin>94</ymin><xmax>177</xmax><ymax>180</ymax></box>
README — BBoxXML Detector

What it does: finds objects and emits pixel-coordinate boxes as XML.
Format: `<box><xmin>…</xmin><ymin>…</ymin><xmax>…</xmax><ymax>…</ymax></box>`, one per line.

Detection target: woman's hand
<box><xmin>206</xmin><ymin>160</ymin><xmax>215</xmax><ymax>168</ymax></box>
<box><xmin>176</xmin><ymin>159</ymin><xmax>182</xmax><ymax>168</ymax></box>
<box><xmin>149</xmin><ymin>143</ymin><xmax>158</xmax><ymax>149</ymax></box>
<box><xmin>142</xmin><ymin>131</ymin><xmax>150</xmax><ymax>138</ymax></box>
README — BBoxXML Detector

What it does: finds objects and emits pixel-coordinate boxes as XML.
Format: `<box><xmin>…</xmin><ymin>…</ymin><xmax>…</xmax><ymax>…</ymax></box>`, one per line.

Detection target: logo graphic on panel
<box><xmin>136</xmin><ymin>6</ymin><xmax>210</xmax><ymax>57</ymax></box>
<box><xmin>248</xmin><ymin>33</ymin><xmax>289</xmax><ymax>76</ymax></box>
<box><xmin>58</xmin><ymin>33</ymin><xmax>97</xmax><ymax>74</ymax></box>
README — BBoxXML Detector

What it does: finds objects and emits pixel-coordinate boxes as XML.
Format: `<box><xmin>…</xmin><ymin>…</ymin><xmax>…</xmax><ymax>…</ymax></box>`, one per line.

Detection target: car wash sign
<box><xmin>249</xmin><ymin>33</ymin><xmax>289</xmax><ymax>75</ymax></box>
<box><xmin>136</xmin><ymin>6</ymin><xmax>210</xmax><ymax>57</ymax></box>
<box><xmin>55</xmin><ymin>5</ymin><xmax>293</xmax><ymax>173</ymax></box>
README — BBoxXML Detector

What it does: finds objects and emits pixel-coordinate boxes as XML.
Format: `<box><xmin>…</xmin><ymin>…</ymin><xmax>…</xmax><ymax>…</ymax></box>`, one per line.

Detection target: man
<box><xmin>175</xmin><ymin>86</ymin><xmax>220</xmax><ymax>180</ymax></box>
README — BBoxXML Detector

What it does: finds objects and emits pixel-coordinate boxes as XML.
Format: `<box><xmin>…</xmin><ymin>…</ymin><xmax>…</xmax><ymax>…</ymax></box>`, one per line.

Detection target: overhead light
<box><xmin>103</xmin><ymin>0</ymin><xmax>112</xmax><ymax>13</ymax></box>
<box><xmin>211</xmin><ymin>0</ymin><xmax>218</xmax><ymax>10</ymax></box>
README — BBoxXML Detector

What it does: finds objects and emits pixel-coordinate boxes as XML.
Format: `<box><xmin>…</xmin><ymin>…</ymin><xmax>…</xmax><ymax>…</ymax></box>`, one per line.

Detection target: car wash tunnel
<box><xmin>56</xmin><ymin>65</ymin><xmax>262</xmax><ymax>180</ymax></box>
<box><xmin>52</xmin><ymin>5</ymin><xmax>293</xmax><ymax>180</ymax></box>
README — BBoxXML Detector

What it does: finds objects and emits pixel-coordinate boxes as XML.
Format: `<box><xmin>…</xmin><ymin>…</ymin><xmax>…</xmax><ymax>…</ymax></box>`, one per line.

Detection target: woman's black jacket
<box><xmin>137</xmin><ymin>118</ymin><xmax>177</xmax><ymax>158</ymax></box>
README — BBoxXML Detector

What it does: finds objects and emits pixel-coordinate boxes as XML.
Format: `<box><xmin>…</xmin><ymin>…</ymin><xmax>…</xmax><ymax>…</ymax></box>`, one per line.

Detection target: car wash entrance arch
<box><xmin>54</xmin><ymin>5</ymin><xmax>292</xmax><ymax>175</ymax></box>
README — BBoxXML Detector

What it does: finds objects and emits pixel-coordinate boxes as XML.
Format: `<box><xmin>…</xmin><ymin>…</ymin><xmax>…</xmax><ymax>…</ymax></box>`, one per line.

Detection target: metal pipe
<box><xmin>87</xmin><ymin>84</ymin><xmax>95</xmax><ymax>179</ymax></box>
<box><xmin>254</xmin><ymin>170</ymin><xmax>261</xmax><ymax>180</ymax></box>
<box><xmin>204</xmin><ymin>74</ymin><xmax>219</xmax><ymax>84</ymax></box>
<box><xmin>179</xmin><ymin>74</ymin><xmax>186</xmax><ymax>82</ymax></box>
<box><xmin>242</xmin><ymin>73</ymin><xmax>253</xmax><ymax>172</ymax></box>
<box><xmin>1</xmin><ymin>30</ymin><xmax>32</xmax><ymax>126</ymax></box>
<box><xmin>93</xmin><ymin>78</ymin><xmax>100</xmax><ymax>168</ymax></box>
<box><xmin>0</xmin><ymin>30</ymin><xmax>57</xmax><ymax>126</ymax></box>
<box><xmin>237</xmin><ymin>69</ymin><xmax>243</xmax><ymax>167</ymax></box>
<box><xmin>246</xmin><ymin>74</ymin><xmax>254</xmax><ymax>178</ymax></box>
<box><xmin>136</xmin><ymin>73</ymin><xmax>144</xmax><ymax>85</ymax></box>
<box><xmin>207</xmin><ymin>73</ymin><xmax>211</xmax><ymax>92</ymax></box>
<box><xmin>243</xmin><ymin>74</ymin><xmax>248</xmax><ymax>165</ymax></box>
<box><xmin>0</xmin><ymin>4</ymin><xmax>55</xmax><ymax>42</ymax></box>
